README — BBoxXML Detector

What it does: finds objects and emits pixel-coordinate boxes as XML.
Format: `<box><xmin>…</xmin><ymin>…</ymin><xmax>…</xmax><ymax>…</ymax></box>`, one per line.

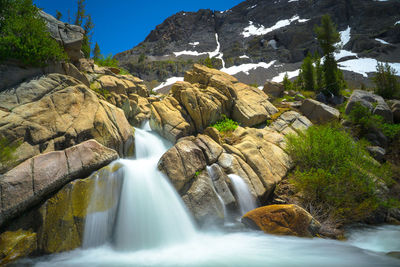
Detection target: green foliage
<box><xmin>0</xmin><ymin>0</ymin><xmax>67</xmax><ymax>66</ymax></box>
<box><xmin>55</xmin><ymin>10</ymin><xmax>62</xmax><ymax>20</ymax></box>
<box><xmin>283</xmin><ymin>73</ymin><xmax>293</xmax><ymax>91</ymax></box>
<box><xmin>92</xmin><ymin>42</ymin><xmax>101</xmax><ymax>61</ymax></box>
<box><xmin>74</xmin><ymin>0</ymin><xmax>93</xmax><ymax>58</ymax></box>
<box><xmin>0</xmin><ymin>137</ymin><xmax>19</xmax><ymax>165</ymax></box>
<box><xmin>249</xmin><ymin>83</ymin><xmax>259</xmax><ymax>88</ymax></box>
<box><xmin>90</xmin><ymin>82</ymin><xmax>110</xmax><ymax>99</ymax></box>
<box><xmin>301</xmin><ymin>53</ymin><xmax>315</xmax><ymax>91</ymax></box>
<box><xmin>314</xmin><ymin>54</ymin><xmax>324</xmax><ymax>92</ymax></box>
<box><xmin>315</xmin><ymin>15</ymin><xmax>343</xmax><ymax>96</ymax></box>
<box><xmin>348</xmin><ymin>103</ymin><xmax>400</xmax><ymax>140</ymax></box>
<box><xmin>199</xmin><ymin>56</ymin><xmax>222</xmax><ymax>69</ymax></box>
<box><xmin>286</xmin><ymin>124</ymin><xmax>392</xmax><ymax>222</ymax></box>
<box><xmin>211</xmin><ymin>115</ymin><xmax>238</xmax><ymax>133</ymax></box>
<box><xmin>194</xmin><ymin>171</ymin><xmax>201</xmax><ymax>178</ymax></box>
<box><xmin>373</xmin><ymin>62</ymin><xmax>400</xmax><ymax>99</ymax></box>
<box><xmin>95</xmin><ymin>54</ymin><xmax>119</xmax><ymax>68</ymax></box>
<box><xmin>138</xmin><ymin>53</ymin><xmax>147</xmax><ymax>63</ymax></box>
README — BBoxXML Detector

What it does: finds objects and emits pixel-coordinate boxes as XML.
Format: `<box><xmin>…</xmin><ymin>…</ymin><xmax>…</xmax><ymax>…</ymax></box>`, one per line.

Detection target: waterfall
<box><xmin>228</xmin><ymin>174</ymin><xmax>257</xmax><ymax>215</ymax></box>
<box><xmin>83</xmin><ymin>124</ymin><xmax>196</xmax><ymax>251</ymax></box>
<box><xmin>206</xmin><ymin>166</ymin><xmax>227</xmax><ymax>219</ymax></box>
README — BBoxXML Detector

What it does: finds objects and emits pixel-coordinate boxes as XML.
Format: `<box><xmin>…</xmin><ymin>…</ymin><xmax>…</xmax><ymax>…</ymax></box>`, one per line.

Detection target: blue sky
<box><xmin>34</xmin><ymin>0</ymin><xmax>243</xmax><ymax>56</ymax></box>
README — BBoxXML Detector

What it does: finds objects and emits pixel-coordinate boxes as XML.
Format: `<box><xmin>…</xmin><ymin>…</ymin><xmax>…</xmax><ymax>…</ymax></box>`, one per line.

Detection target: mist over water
<box><xmin>23</xmin><ymin>125</ymin><xmax>400</xmax><ymax>267</ymax></box>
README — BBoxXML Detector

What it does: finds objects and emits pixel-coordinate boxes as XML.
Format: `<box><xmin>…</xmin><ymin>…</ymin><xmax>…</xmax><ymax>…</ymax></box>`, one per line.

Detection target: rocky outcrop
<box><xmin>269</xmin><ymin>111</ymin><xmax>313</xmax><ymax>135</ymax></box>
<box><xmin>345</xmin><ymin>90</ymin><xmax>393</xmax><ymax>123</ymax></box>
<box><xmin>389</xmin><ymin>100</ymin><xmax>400</xmax><ymax>124</ymax></box>
<box><xmin>95</xmin><ymin>75</ymin><xmax>148</xmax><ymax>98</ymax></box>
<box><xmin>39</xmin><ymin>11</ymin><xmax>84</xmax><ymax>62</ymax></box>
<box><xmin>0</xmin><ymin>74</ymin><xmax>134</xmax><ymax>173</ymax></box>
<box><xmin>300</xmin><ymin>99</ymin><xmax>340</xmax><ymax>124</ymax></box>
<box><xmin>150</xmin><ymin>65</ymin><xmax>279</xmax><ymax>142</ymax></box>
<box><xmin>232</xmin><ymin>83</ymin><xmax>278</xmax><ymax>127</ymax></box>
<box><xmin>158</xmin><ymin>125</ymin><xmax>291</xmax><ymax>223</ymax></box>
<box><xmin>263</xmin><ymin>81</ymin><xmax>284</xmax><ymax>97</ymax></box>
<box><xmin>0</xmin><ymin>230</ymin><xmax>37</xmax><ymax>265</ymax></box>
<box><xmin>241</xmin><ymin>204</ymin><xmax>321</xmax><ymax>237</ymax></box>
<box><xmin>0</xmin><ymin>139</ymin><xmax>118</xmax><ymax>227</ymax></box>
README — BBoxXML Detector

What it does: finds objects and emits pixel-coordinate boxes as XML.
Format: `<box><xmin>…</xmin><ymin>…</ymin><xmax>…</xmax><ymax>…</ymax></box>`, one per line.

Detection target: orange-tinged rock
<box><xmin>241</xmin><ymin>204</ymin><xmax>321</xmax><ymax>237</ymax></box>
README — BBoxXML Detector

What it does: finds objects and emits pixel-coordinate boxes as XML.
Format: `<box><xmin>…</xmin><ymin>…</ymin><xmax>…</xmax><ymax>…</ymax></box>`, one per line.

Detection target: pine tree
<box><xmin>314</xmin><ymin>55</ymin><xmax>324</xmax><ymax>92</ymax></box>
<box><xmin>82</xmin><ymin>14</ymin><xmax>93</xmax><ymax>58</ymax></box>
<box><xmin>315</xmin><ymin>14</ymin><xmax>341</xmax><ymax>95</ymax></box>
<box><xmin>74</xmin><ymin>0</ymin><xmax>85</xmax><ymax>26</ymax></box>
<box><xmin>282</xmin><ymin>73</ymin><xmax>293</xmax><ymax>91</ymax></box>
<box><xmin>55</xmin><ymin>10</ymin><xmax>62</xmax><ymax>20</ymax></box>
<box><xmin>373</xmin><ymin>62</ymin><xmax>400</xmax><ymax>99</ymax></box>
<box><xmin>92</xmin><ymin>42</ymin><xmax>101</xmax><ymax>61</ymax></box>
<box><xmin>301</xmin><ymin>53</ymin><xmax>315</xmax><ymax>91</ymax></box>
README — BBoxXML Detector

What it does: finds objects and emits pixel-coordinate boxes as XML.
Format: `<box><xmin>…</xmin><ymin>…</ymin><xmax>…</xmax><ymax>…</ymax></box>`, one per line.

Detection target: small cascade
<box><xmin>228</xmin><ymin>174</ymin><xmax>257</xmax><ymax>216</ymax></box>
<box><xmin>82</xmin><ymin>164</ymin><xmax>122</xmax><ymax>248</ymax></box>
<box><xmin>206</xmin><ymin>166</ymin><xmax>227</xmax><ymax>219</ymax></box>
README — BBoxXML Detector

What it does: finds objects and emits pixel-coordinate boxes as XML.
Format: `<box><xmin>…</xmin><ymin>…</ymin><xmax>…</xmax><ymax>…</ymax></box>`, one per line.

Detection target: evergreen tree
<box><xmin>74</xmin><ymin>0</ymin><xmax>85</xmax><ymax>26</ymax></box>
<box><xmin>373</xmin><ymin>62</ymin><xmax>400</xmax><ymax>99</ymax></box>
<box><xmin>282</xmin><ymin>73</ymin><xmax>293</xmax><ymax>91</ymax></box>
<box><xmin>301</xmin><ymin>53</ymin><xmax>315</xmax><ymax>91</ymax></box>
<box><xmin>74</xmin><ymin>0</ymin><xmax>93</xmax><ymax>58</ymax></box>
<box><xmin>92</xmin><ymin>42</ymin><xmax>101</xmax><ymax>61</ymax></box>
<box><xmin>55</xmin><ymin>10</ymin><xmax>62</xmax><ymax>20</ymax></box>
<box><xmin>315</xmin><ymin>15</ymin><xmax>341</xmax><ymax>95</ymax></box>
<box><xmin>314</xmin><ymin>55</ymin><xmax>324</xmax><ymax>92</ymax></box>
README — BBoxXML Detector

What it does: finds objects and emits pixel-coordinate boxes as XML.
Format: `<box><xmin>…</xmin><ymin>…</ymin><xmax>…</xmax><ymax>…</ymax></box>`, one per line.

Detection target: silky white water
<box><xmin>228</xmin><ymin>174</ymin><xmax>257</xmax><ymax>216</ymax></box>
<box><xmin>22</xmin><ymin>125</ymin><xmax>400</xmax><ymax>266</ymax></box>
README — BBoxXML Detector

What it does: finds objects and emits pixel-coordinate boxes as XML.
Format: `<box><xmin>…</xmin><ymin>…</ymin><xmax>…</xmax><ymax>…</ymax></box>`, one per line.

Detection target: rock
<box><xmin>345</xmin><ymin>90</ymin><xmax>393</xmax><ymax>123</ymax></box>
<box><xmin>37</xmin><ymin>164</ymin><xmax>123</xmax><ymax>253</ymax></box>
<box><xmin>294</xmin><ymin>93</ymin><xmax>305</xmax><ymax>101</ymax></box>
<box><xmin>38</xmin><ymin>11</ymin><xmax>84</xmax><ymax>62</ymax></box>
<box><xmin>97</xmin><ymin>75</ymin><xmax>148</xmax><ymax>98</ymax></box>
<box><xmin>387</xmin><ymin>251</ymin><xmax>400</xmax><ymax>259</ymax></box>
<box><xmin>365</xmin><ymin>127</ymin><xmax>388</xmax><ymax>147</ymax></box>
<box><xmin>206</xmin><ymin>163</ymin><xmax>236</xmax><ymax>208</ymax></box>
<box><xmin>226</xmin><ymin>127</ymin><xmax>291</xmax><ymax>200</ymax></box>
<box><xmin>300</xmin><ymin>99</ymin><xmax>340</xmax><ymax>124</ymax></box>
<box><xmin>263</xmin><ymin>81</ymin><xmax>284</xmax><ymax>97</ymax></box>
<box><xmin>0</xmin><ymin>230</ymin><xmax>37</xmax><ymax>265</ymax></box>
<box><xmin>366</xmin><ymin>146</ymin><xmax>386</xmax><ymax>163</ymax></box>
<box><xmin>184</xmin><ymin>64</ymin><xmax>238</xmax><ymax>91</ymax></box>
<box><xmin>232</xmin><ymin>83</ymin><xmax>278</xmax><ymax>127</ymax></box>
<box><xmin>390</xmin><ymin>100</ymin><xmax>400</xmax><ymax>123</ymax></box>
<box><xmin>182</xmin><ymin>170</ymin><xmax>225</xmax><ymax>225</ymax></box>
<box><xmin>108</xmin><ymin>93</ymin><xmax>151</xmax><ymax>127</ymax></box>
<box><xmin>158</xmin><ymin>139</ymin><xmax>207</xmax><ymax>193</ymax></box>
<box><xmin>241</xmin><ymin>204</ymin><xmax>321</xmax><ymax>237</ymax></box>
<box><xmin>0</xmin><ymin>74</ymin><xmax>134</xmax><ymax>173</ymax></box>
<box><xmin>150</xmin><ymin>96</ymin><xmax>195</xmax><ymax>143</ymax></box>
<box><xmin>0</xmin><ymin>139</ymin><xmax>118</xmax><ymax>227</ymax></box>
<box><xmin>269</xmin><ymin>111</ymin><xmax>312</xmax><ymax>135</ymax></box>
<box><xmin>171</xmin><ymin>81</ymin><xmax>232</xmax><ymax>132</ymax></box>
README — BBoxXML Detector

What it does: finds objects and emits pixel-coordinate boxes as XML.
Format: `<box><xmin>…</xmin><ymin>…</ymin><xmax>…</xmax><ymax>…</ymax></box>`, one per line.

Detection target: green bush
<box><xmin>0</xmin><ymin>0</ymin><xmax>67</xmax><ymax>66</ymax></box>
<box><xmin>95</xmin><ymin>54</ymin><xmax>130</xmax><ymax>75</ymax></box>
<box><xmin>211</xmin><ymin>115</ymin><xmax>238</xmax><ymax>133</ymax></box>
<box><xmin>373</xmin><ymin>62</ymin><xmax>400</xmax><ymax>99</ymax></box>
<box><xmin>348</xmin><ymin>103</ymin><xmax>400</xmax><ymax>140</ymax></box>
<box><xmin>286</xmin><ymin>124</ymin><xmax>393</xmax><ymax>223</ymax></box>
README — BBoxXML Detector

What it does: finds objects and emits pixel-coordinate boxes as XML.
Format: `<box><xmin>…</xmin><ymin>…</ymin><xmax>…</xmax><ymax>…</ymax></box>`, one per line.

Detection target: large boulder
<box><xmin>241</xmin><ymin>204</ymin><xmax>321</xmax><ymax>237</ymax></box>
<box><xmin>109</xmin><ymin>93</ymin><xmax>152</xmax><ymax>127</ymax></box>
<box><xmin>300</xmin><ymin>99</ymin><xmax>340</xmax><ymax>124</ymax></box>
<box><xmin>232</xmin><ymin>83</ymin><xmax>278</xmax><ymax>127</ymax></box>
<box><xmin>0</xmin><ymin>74</ymin><xmax>134</xmax><ymax>173</ymax></box>
<box><xmin>96</xmin><ymin>75</ymin><xmax>148</xmax><ymax>98</ymax></box>
<box><xmin>38</xmin><ymin>11</ymin><xmax>84</xmax><ymax>62</ymax></box>
<box><xmin>390</xmin><ymin>100</ymin><xmax>400</xmax><ymax>123</ymax></box>
<box><xmin>269</xmin><ymin>111</ymin><xmax>312</xmax><ymax>135</ymax></box>
<box><xmin>263</xmin><ymin>81</ymin><xmax>284</xmax><ymax>97</ymax></box>
<box><xmin>345</xmin><ymin>90</ymin><xmax>393</xmax><ymax>123</ymax></box>
<box><xmin>0</xmin><ymin>230</ymin><xmax>37</xmax><ymax>265</ymax></box>
<box><xmin>0</xmin><ymin>139</ymin><xmax>118</xmax><ymax>227</ymax></box>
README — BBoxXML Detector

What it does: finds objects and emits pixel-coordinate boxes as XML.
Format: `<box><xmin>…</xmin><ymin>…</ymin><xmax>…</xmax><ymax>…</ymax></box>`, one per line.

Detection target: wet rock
<box><xmin>0</xmin><ymin>230</ymin><xmax>37</xmax><ymax>265</ymax></box>
<box><xmin>241</xmin><ymin>204</ymin><xmax>321</xmax><ymax>237</ymax></box>
<box><xmin>0</xmin><ymin>140</ymin><xmax>118</xmax><ymax>227</ymax></box>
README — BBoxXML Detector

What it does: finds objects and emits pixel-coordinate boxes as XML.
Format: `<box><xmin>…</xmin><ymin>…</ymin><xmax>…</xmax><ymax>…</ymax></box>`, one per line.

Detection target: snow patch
<box><xmin>248</xmin><ymin>5</ymin><xmax>257</xmax><ymax>9</ymax></box>
<box><xmin>189</xmin><ymin>42</ymin><xmax>200</xmax><ymax>47</ymax></box>
<box><xmin>222</xmin><ymin>61</ymin><xmax>276</xmax><ymax>75</ymax></box>
<box><xmin>173</xmin><ymin>50</ymin><xmax>207</xmax><ymax>57</ymax></box>
<box><xmin>396</xmin><ymin>21</ymin><xmax>400</xmax><ymax>25</ymax></box>
<box><xmin>375</xmin><ymin>38</ymin><xmax>390</xmax><ymax>45</ymax></box>
<box><xmin>339</xmin><ymin>26</ymin><xmax>351</xmax><ymax>46</ymax></box>
<box><xmin>288</xmin><ymin>0</ymin><xmax>299</xmax><ymax>2</ymax></box>
<box><xmin>271</xmin><ymin>69</ymin><xmax>300</xmax><ymax>83</ymax></box>
<box><xmin>239</xmin><ymin>55</ymin><xmax>250</xmax><ymax>59</ymax></box>
<box><xmin>153</xmin><ymin>77</ymin><xmax>184</xmax><ymax>91</ymax></box>
<box><xmin>338</xmin><ymin>58</ymin><xmax>400</xmax><ymax>77</ymax></box>
<box><xmin>242</xmin><ymin>15</ymin><xmax>309</xmax><ymax>38</ymax></box>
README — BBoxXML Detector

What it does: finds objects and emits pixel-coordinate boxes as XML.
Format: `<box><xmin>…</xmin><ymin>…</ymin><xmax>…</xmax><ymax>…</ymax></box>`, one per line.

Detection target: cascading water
<box><xmin>85</xmin><ymin>123</ymin><xmax>196</xmax><ymax>251</ymax></box>
<box><xmin>25</xmin><ymin>125</ymin><xmax>400</xmax><ymax>266</ymax></box>
<box><xmin>228</xmin><ymin>174</ymin><xmax>257</xmax><ymax>216</ymax></box>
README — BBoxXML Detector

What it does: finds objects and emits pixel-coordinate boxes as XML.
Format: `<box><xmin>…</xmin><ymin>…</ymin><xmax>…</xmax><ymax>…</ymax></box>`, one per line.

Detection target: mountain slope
<box><xmin>115</xmin><ymin>0</ymin><xmax>400</xmax><ymax>90</ymax></box>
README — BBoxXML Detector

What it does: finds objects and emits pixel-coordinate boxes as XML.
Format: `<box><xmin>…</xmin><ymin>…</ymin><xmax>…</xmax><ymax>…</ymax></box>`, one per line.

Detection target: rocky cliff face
<box><xmin>115</xmin><ymin>0</ymin><xmax>400</xmax><ymax>88</ymax></box>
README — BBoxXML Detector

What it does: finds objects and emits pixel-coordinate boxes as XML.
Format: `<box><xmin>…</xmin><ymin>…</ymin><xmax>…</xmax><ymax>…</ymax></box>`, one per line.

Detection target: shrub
<box><xmin>0</xmin><ymin>0</ymin><xmax>67</xmax><ymax>66</ymax></box>
<box><xmin>286</xmin><ymin>124</ymin><xmax>392</xmax><ymax>223</ymax></box>
<box><xmin>211</xmin><ymin>115</ymin><xmax>238</xmax><ymax>133</ymax></box>
<box><xmin>95</xmin><ymin>54</ymin><xmax>130</xmax><ymax>75</ymax></box>
<box><xmin>373</xmin><ymin>62</ymin><xmax>400</xmax><ymax>99</ymax></box>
